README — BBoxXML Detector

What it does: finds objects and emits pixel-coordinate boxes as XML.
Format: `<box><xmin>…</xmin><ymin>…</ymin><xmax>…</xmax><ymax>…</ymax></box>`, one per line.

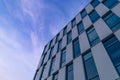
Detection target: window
<box><xmin>67</xmin><ymin>31</ymin><xmax>72</xmax><ymax>44</ymax></box>
<box><xmin>91</xmin><ymin>0</ymin><xmax>100</xmax><ymax>8</ymax></box>
<box><xmin>103</xmin><ymin>12</ymin><xmax>120</xmax><ymax>32</ymax></box>
<box><xmin>77</xmin><ymin>22</ymin><xmax>84</xmax><ymax>34</ymax></box>
<box><xmin>81</xmin><ymin>9</ymin><xmax>87</xmax><ymax>18</ymax></box>
<box><xmin>49</xmin><ymin>40</ymin><xmax>53</xmax><ymax>49</ymax></box>
<box><xmin>49</xmin><ymin>57</ymin><xmax>56</xmax><ymax>75</ymax></box>
<box><xmin>72</xmin><ymin>18</ymin><xmax>76</xmax><ymax>28</ymax></box>
<box><xmin>66</xmin><ymin>64</ymin><xmax>74</xmax><ymax>80</ymax></box>
<box><xmin>73</xmin><ymin>38</ymin><xmax>81</xmax><ymax>58</ymax></box>
<box><xmin>40</xmin><ymin>53</ymin><xmax>46</xmax><ymax>66</ymax></box>
<box><xmin>83</xmin><ymin>51</ymin><xmax>100</xmax><ymax>80</ymax></box>
<box><xmin>61</xmin><ymin>49</ymin><xmax>66</xmax><ymax>67</ymax></box>
<box><xmin>40</xmin><ymin>64</ymin><xmax>47</xmax><ymax>80</ymax></box>
<box><xmin>53</xmin><ymin>73</ymin><xmax>58</xmax><ymax>80</ymax></box>
<box><xmin>103</xmin><ymin>0</ymin><xmax>118</xmax><ymax>9</ymax></box>
<box><xmin>103</xmin><ymin>36</ymin><xmax>120</xmax><ymax>75</ymax></box>
<box><xmin>86</xmin><ymin>26</ymin><xmax>100</xmax><ymax>46</ymax></box>
<box><xmin>57</xmin><ymin>40</ymin><xmax>62</xmax><ymax>52</ymax></box>
<box><xmin>63</xmin><ymin>27</ymin><xmax>67</xmax><ymax>36</ymax></box>
<box><xmin>56</xmin><ymin>33</ymin><xmax>59</xmax><ymax>43</ymax></box>
<box><xmin>49</xmin><ymin>47</ymin><xmax>54</xmax><ymax>59</ymax></box>
<box><xmin>89</xmin><ymin>10</ymin><xmax>100</xmax><ymax>22</ymax></box>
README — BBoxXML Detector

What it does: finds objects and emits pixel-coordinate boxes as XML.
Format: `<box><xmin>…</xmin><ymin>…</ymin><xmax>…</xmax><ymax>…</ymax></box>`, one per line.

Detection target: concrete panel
<box><xmin>73</xmin><ymin>56</ymin><xmax>85</xmax><ymax>80</ymax></box>
<box><xmin>85</xmin><ymin>4</ymin><xmax>94</xmax><ymax>14</ymax></box>
<box><xmin>95</xmin><ymin>3</ymin><xmax>109</xmax><ymax>17</ymax></box>
<box><xmin>53</xmin><ymin>52</ymin><xmax>61</xmax><ymax>73</ymax></box>
<box><xmin>83</xmin><ymin>15</ymin><xmax>92</xmax><ymax>29</ymax></box>
<box><xmin>112</xmin><ymin>3</ymin><xmax>120</xmax><ymax>17</ymax></box>
<box><xmin>76</xmin><ymin>13</ymin><xmax>82</xmax><ymax>24</ymax></box>
<box><xmin>47</xmin><ymin>76</ymin><xmax>52</xmax><ymax>80</ymax></box>
<box><xmin>79</xmin><ymin>32</ymin><xmax>90</xmax><ymax>53</ymax></box>
<box><xmin>66</xmin><ymin>42</ymin><xmax>73</xmax><ymax>64</ymax></box>
<box><xmin>91</xmin><ymin>43</ymin><xmax>119</xmax><ymax>80</ymax></box>
<box><xmin>62</xmin><ymin>35</ymin><xmax>67</xmax><ymax>49</ymax></box>
<box><xmin>43</xmin><ymin>60</ymin><xmax>51</xmax><ymax>79</ymax></box>
<box><xmin>94</xmin><ymin>19</ymin><xmax>112</xmax><ymax>40</ymax></box>
<box><xmin>67</xmin><ymin>22</ymin><xmax>72</xmax><ymax>32</ymax></box>
<box><xmin>115</xmin><ymin>29</ymin><xmax>120</xmax><ymax>41</ymax></box>
<box><xmin>72</xmin><ymin>26</ymin><xmax>78</xmax><ymax>40</ymax></box>
<box><xmin>58</xmin><ymin>67</ymin><xmax>66</xmax><ymax>80</ymax></box>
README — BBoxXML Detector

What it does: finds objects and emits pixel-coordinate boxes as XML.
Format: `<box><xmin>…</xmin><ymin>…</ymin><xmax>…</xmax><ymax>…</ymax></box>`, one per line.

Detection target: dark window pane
<box><xmin>77</xmin><ymin>22</ymin><xmax>84</xmax><ymax>34</ymax></box>
<box><xmin>53</xmin><ymin>73</ymin><xmax>58</xmax><ymax>80</ymax></box>
<box><xmin>103</xmin><ymin>36</ymin><xmax>120</xmax><ymax>75</ymax></box>
<box><xmin>87</xmin><ymin>27</ymin><xmax>100</xmax><ymax>46</ymax></box>
<box><xmin>83</xmin><ymin>51</ymin><xmax>100</xmax><ymax>80</ymax></box>
<box><xmin>63</xmin><ymin>27</ymin><xmax>67</xmax><ymax>36</ymax></box>
<box><xmin>56</xmin><ymin>33</ymin><xmax>59</xmax><ymax>43</ymax></box>
<box><xmin>81</xmin><ymin>9</ymin><xmax>87</xmax><ymax>18</ymax></box>
<box><xmin>61</xmin><ymin>49</ymin><xmax>66</xmax><ymax>67</ymax></box>
<box><xmin>91</xmin><ymin>0</ymin><xmax>100</xmax><ymax>8</ymax></box>
<box><xmin>103</xmin><ymin>12</ymin><xmax>120</xmax><ymax>31</ymax></box>
<box><xmin>67</xmin><ymin>31</ymin><xmax>72</xmax><ymax>44</ymax></box>
<box><xmin>72</xmin><ymin>18</ymin><xmax>76</xmax><ymax>28</ymax></box>
<box><xmin>73</xmin><ymin>39</ymin><xmax>81</xmax><ymax>58</ymax></box>
<box><xmin>67</xmin><ymin>64</ymin><xmax>74</xmax><ymax>80</ymax></box>
<box><xmin>50</xmin><ymin>57</ymin><xmax>56</xmax><ymax>74</ymax></box>
<box><xmin>103</xmin><ymin>0</ymin><xmax>118</xmax><ymax>9</ymax></box>
<box><xmin>89</xmin><ymin>10</ymin><xmax>100</xmax><ymax>22</ymax></box>
<box><xmin>57</xmin><ymin>40</ymin><xmax>62</xmax><ymax>52</ymax></box>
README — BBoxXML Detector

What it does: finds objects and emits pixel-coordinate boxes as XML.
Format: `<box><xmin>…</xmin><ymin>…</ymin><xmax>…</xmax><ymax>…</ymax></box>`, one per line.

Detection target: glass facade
<box><xmin>61</xmin><ymin>49</ymin><xmax>66</xmax><ymax>67</ymax></box>
<box><xmin>103</xmin><ymin>36</ymin><xmax>120</xmax><ymax>75</ymax></box>
<box><xmin>81</xmin><ymin>9</ymin><xmax>87</xmax><ymax>18</ymax></box>
<box><xmin>103</xmin><ymin>12</ymin><xmax>120</xmax><ymax>32</ymax></box>
<box><xmin>83</xmin><ymin>51</ymin><xmax>100</xmax><ymax>80</ymax></box>
<box><xmin>87</xmin><ymin>26</ymin><xmax>100</xmax><ymax>46</ymax></box>
<box><xmin>73</xmin><ymin>38</ymin><xmax>81</xmax><ymax>58</ymax></box>
<box><xmin>72</xmin><ymin>18</ymin><xmax>76</xmax><ymax>28</ymax></box>
<box><xmin>77</xmin><ymin>22</ymin><xmax>84</xmax><ymax>34</ymax></box>
<box><xmin>89</xmin><ymin>10</ymin><xmax>100</xmax><ymax>23</ymax></box>
<box><xmin>57</xmin><ymin>40</ymin><xmax>62</xmax><ymax>52</ymax></box>
<box><xmin>91</xmin><ymin>0</ymin><xmax>100</xmax><ymax>8</ymax></box>
<box><xmin>63</xmin><ymin>27</ymin><xmax>67</xmax><ymax>36</ymax></box>
<box><xmin>67</xmin><ymin>31</ymin><xmax>72</xmax><ymax>44</ymax></box>
<box><xmin>67</xmin><ymin>64</ymin><xmax>74</xmax><ymax>80</ymax></box>
<box><xmin>103</xmin><ymin>0</ymin><xmax>118</xmax><ymax>9</ymax></box>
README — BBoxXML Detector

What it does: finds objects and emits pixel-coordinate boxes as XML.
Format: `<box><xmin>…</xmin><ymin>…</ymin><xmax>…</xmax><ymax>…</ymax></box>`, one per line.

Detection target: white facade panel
<box><xmin>85</xmin><ymin>4</ymin><xmax>94</xmax><ymax>14</ymax></box>
<box><xmin>92</xmin><ymin>43</ymin><xmax>119</xmax><ymax>80</ymax></box>
<box><xmin>94</xmin><ymin>19</ymin><xmax>112</xmax><ymax>40</ymax></box>
<box><xmin>58</xmin><ymin>67</ymin><xmax>66</xmax><ymax>80</ymax></box>
<box><xmin>112</xmin><ymin>3</ymin><xmax>120</xmax><ymax>17</ymax></box>
<box><xmin>83</xmin><ymin>15</ymin><xmax>92</xmax><ymax>29</ymax></box>
<box><xmin>66</xmin><ymin>42</ymin><xmax>73</xmax><ymax>64</ymax></box>
<box><xmin>73</xmin><ymin>56</ymin><xmax>85</xmax><ymax>80</ymax></box>
<box><xmin>79</xmin><ymin>32</ymin><xmax>90</xmax><ymax>53</ymax></box>
<box><xmin>95</xmin><ymin>3</ymin><xmax>109</xmax><ymax>17</ymax></box>
<box><xmin>72</xmin><ymin>26</ymin><xmax>78</xmax><ymax>40</ymax></box>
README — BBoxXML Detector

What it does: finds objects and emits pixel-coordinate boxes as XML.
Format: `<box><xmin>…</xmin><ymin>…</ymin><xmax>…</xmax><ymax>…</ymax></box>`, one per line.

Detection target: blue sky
<box><xmin>0</xmin><ymin>0</ymin><xmax>90</xmax><ymax>80</ymax></box>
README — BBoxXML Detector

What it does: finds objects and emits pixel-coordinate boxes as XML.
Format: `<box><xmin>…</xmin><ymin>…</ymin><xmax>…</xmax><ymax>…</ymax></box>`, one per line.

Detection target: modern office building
<box><xmin>34</xmin><ymin>0</ymin><xmax>120</xmax><ymax>80</ymax></box>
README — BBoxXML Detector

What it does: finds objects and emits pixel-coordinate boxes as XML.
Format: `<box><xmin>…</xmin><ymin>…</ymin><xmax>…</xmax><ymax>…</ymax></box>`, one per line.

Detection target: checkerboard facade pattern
<box><xmin>34</xmin><ymin>0</ymin><xmax>120</xmax><ymax>80</ymax></box>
